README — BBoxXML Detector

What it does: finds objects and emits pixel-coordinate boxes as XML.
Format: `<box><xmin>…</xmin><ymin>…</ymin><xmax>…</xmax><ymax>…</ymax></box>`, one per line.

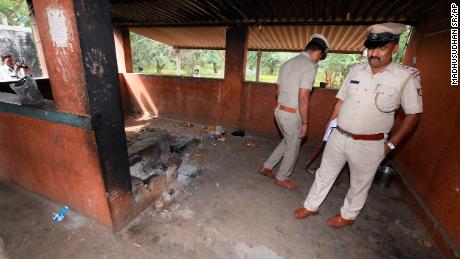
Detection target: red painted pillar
<box><xmin>113</xmin><ymin>27</ymin><xmax>133</xmax><ymax>73</ymax></box>
<box><xmin>113</xmin><ymin>27</ymin><xmax>134</xmax><ymax>116</ymax></box>
<box><xmin>31</xmin><ymin>0</ymin><xmax>89</xmax><ymax>115</ymax></box>
<box><xmin>31</xmin><ymin>0</ymin><xmax>133</xmax><ymax>231</ymax></box>
<box><xmin>221</xmin><ymin>25</ymin><xmax>248</xmax><ymax>128</ymax></box>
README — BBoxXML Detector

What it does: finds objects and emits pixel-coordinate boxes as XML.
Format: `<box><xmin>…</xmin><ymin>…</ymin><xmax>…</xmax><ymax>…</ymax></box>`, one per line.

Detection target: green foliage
<box><xmin>394</xmin><ymin>26</ymin><xmax>412</xmax><ymax>63</ymax></box>
<box><xmin>130</xmin><ymin>32</ymin><xmax>175</xmax><ymax>73</ymax></box>
<box><xmin>130</xmin><ymin>32</ymin><xmax>225</xmax><ymax>78</ymax></box>
<box><xmin>245</xmin><ymin>50</ymin><xmax>359</xmax><ymax>88</ymax></box>
<box><xmin>316</xmin><ymin>53</ymin><xmax>361</xmax><ymax>88</ymax></box>
<box><xmin>131</xmin><ymin>26</ymin><xmax>412</xmax><ymax>83</ymax></box>
<box><xmin>261</xmin><ymin>52</ymin><xmax>297</xmax><ymax>75</ymax></box>
<box><xmin>180</xmin><ymin>49</ymin><xmax>224</xmax><ymax>76</ymax></box>
<box><xmin>246</xmin><ymin>51</ymin><xmax>257</xmax><ymax>71</ymax></box>
<box><xmin>245</xmin><ymin>51</ymin><xmax>296</xmax><ymax>82</ymax></box>
<box><xmin>0</xmin><ymin>0</ymin><xmax>30</xmax><ymax>26</ymax></box>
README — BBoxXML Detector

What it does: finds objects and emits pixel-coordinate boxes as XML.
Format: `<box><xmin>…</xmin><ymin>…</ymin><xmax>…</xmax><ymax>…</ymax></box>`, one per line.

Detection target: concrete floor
<box><xmin>0</xmin><ymin>118</ymin><xmax>441</xmax><ymax>259</ymax></box>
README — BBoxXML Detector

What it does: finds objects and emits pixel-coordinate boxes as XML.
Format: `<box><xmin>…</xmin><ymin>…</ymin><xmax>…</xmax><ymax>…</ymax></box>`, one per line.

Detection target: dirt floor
<box><xmin>0</xmin><ymin>118</ymin><xmax>441</xmax><ymax>259</ymax></box>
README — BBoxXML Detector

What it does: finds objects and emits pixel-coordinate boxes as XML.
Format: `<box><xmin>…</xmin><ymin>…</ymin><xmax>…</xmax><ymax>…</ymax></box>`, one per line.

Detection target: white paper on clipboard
<box><xmin>323</xmin><ymin>119</ymin><xmax>337</xmax><ymax>141</ymax></box>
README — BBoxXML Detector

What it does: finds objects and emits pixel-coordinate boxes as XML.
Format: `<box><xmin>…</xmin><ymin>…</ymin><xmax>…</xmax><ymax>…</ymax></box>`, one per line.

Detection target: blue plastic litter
<box><xmin>53</xmin><ymin>206</ymin><xmax>69</xmax><ymax>222</ymax></box>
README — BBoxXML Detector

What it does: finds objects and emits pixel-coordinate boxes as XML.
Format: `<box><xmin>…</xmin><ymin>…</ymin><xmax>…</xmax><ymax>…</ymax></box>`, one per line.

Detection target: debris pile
<box><xmin>202</xmin><ymin>125</ymin><xmax>226</xmax><ymax>144</ymax></box>
<box><xmin>127</xmin><ymin>127</ymin><xmax>204</xmax><ymax>204</ymax></box>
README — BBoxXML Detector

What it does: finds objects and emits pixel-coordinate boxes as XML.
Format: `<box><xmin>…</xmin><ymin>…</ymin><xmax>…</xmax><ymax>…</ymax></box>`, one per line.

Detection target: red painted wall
<box><xmin>0</xmin><ymin>113</ymin><xmax>112</xmax><ymax>228</ymax></box>
<box><xmin>393</xmin><ymin>3</ymin><xmax>460</xmax><ymax>256</ymax></box>
<box><xmin>122</xmin><ymin>74</ymin><xmax>223</xmax><ymax>123</ymax></box>
<box><xmin>121</xmin><ymin>73</ymin><xmax>338</xmax><ymax>143</ymax></box>
<box><xmin>240</xmin><ymin>82</ymin><xmax>338</xmax><ymax>142</ymax></box>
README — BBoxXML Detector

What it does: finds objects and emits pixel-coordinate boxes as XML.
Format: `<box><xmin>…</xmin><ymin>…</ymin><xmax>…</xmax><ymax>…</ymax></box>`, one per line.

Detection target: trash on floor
<box><xmin>203</xmin><ymin>125</ymin><xmax>226</xmax><ymax>144</ymax></box>
<box><xmin>231</xmin><ymin>130</ymin><xmax>246</xmax><ymax>137</ymax></box>
<box><xmin>245</xmin><ymin>140</ymin><xmax>258</xmax><ymax>148</ymax></box>
<box><xmin>209</xmin><ymin>129</ymin><xmax>225</xmax><ymax>140</ymax></box>
<box><xmin>201</xmin><ymin>125</ymin><xmax>215</xmax><ymax>133</ymax></box>
<box><xmin>53</xmin><ymin>206</ymin><xmax>70</xmax><ymax>222</ymax></box>
<box><xmin>180</xmin><ymin>122</ymin><xmax>194</xmax><ymax>128</ymax></box>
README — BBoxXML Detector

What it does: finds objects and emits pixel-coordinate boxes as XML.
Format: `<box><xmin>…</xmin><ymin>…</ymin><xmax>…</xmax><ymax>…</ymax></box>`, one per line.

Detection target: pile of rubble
<box><xmin>127</xmin><ymin>127</ymin><xmax>203</xmax><ymax>204</ymax></box>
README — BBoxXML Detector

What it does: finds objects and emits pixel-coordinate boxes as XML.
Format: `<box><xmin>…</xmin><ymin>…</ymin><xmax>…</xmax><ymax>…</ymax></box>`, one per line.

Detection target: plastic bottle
<box><xmin>53</xmin><ymin>206</ymin><xmax>70</xmax><ymax>222</ymax></box>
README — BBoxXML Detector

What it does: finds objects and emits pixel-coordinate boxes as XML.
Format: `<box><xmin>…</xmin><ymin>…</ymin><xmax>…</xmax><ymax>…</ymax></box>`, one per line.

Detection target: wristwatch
<box><xmin>386</xmin><ymin>141</ymin><xmax>396</xmax><ymax>150</ymax></box>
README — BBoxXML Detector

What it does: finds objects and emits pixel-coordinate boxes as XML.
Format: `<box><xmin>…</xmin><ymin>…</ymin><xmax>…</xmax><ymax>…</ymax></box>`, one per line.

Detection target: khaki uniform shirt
<box><xmin>336</xmin><ymin>62</ymin><xmax>423</xmax><ymax>134</ymax></box>
<box><xmin>277</xmin><ymin>52</ymin><xmax>318</xmax><ymax>109</ymax></box>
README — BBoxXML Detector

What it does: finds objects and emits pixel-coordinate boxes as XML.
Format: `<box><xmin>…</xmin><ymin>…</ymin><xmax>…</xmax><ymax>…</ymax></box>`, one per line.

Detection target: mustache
<box><xmin>369</xmin><ymin>56</ymin><xmax>381</xmax><ymax>61</ymax></box>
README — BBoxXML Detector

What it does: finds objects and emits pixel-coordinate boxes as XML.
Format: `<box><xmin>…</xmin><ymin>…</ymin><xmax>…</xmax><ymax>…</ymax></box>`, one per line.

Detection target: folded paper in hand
<box><xmin>323</xmin><ymin>119</ymin><xmax>337</xmax><ymax>141</ymax></box>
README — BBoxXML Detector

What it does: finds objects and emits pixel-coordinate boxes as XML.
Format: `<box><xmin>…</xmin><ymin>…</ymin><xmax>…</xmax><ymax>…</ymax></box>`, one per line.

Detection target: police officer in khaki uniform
<box><xmin>293</xmin><ymin>23</ymin><xmax>423</xmax><ymax>227</ymax></box>
<box><xmin>258</xmin><ymin>34</ymin><xmax>330</xmax><ymax>189</ymax></box>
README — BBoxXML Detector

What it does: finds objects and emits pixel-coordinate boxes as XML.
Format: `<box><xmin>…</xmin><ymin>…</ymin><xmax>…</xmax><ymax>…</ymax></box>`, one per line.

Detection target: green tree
<box><xmin>259</xmin><ymin>52</ymin><xmax>296</xmax><ymax>82</ymax></box>
<box><xmin>317</xmin><ymin>53</ymin><xmax>361</xmax><ymax>87</ymax></box>
<box><xmin>246</xmin><ymin>51</ymin><xmax>257</xmax><ymax>71</ymax></box>
<box><xmin>245</xmin><ymin>51</ymin><xmax>258</xmax><ymax>81</ymax></box>
<box><xmin>179</xmin><ymin>49</ymin><xmax>225</xmax><ymax>76</ymax></box>
<box><xmin>262</xmin><ymin>52</ymin><xmax>282</xmax><ymax>75</ymax></box>
<box><xmin>202</xmin><ymin>50</ymin><xmax>224</xmax><ymax>74</ymax></box>
<box><xmin>0</xmin><ymin>0</ymin><xmax>30</xmax><ymax>26</ymax></box>
<box><xmin>394</xmin><ymin>26</ymin><xmax>412</xmax><ymax>63</ymax></box>
<box><xmin>181</xmin><ymin>49</ymin><xmax>205</xmax><ymax>75</ymax></box>
<box><xmin>130</xmin><ymin>32</ymin><xmax>175</xmax><ymax>74</ymax></box>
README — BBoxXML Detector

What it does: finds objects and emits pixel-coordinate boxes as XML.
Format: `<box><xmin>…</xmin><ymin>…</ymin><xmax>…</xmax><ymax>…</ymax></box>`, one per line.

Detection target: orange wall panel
<box><xmin>395</xmin><ymin>29</ymin><xmax>460</xmax><ymax>250</ymax></box>
<box><xmin>394</xmin><ymin>3</ymin><xmax>460</xmax><ymax>255</ymax></box>
<box><xmin>0</xmin><ymin>113</ymin><xmax>112</xmax><ymax>228</ymax></box>
<box><xmin>121</xmin><ymin>73</ymin><xmax>338</xmax><ymax>143</ymax></box>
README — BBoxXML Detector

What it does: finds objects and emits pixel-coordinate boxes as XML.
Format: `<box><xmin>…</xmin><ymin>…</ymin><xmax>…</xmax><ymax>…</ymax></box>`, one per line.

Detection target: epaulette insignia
<box><xmin>397</xmin><ymin>64</ymin><xmax>420</xmax><ymax>78</ymax></box>
<box><xmin>410</xmin><ymin>68</ymin><xmax>420</xmax><ymax>78</ymax></box>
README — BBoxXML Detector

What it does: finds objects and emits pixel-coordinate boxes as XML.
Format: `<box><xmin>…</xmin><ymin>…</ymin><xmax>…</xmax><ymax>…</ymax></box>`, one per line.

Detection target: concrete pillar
<box><xmin>31</xmin><ymin>0</ymin><xmax>89</xmax><ymax>115</ymax></box>
<box><xmin>113</xmin><ymin>27</ymin><xmax>133</xmax><ymax>73</ymax></box>
<box><xmin>256</xmin><ymin>50</ymin><xmax>262</xmax><ymax>82</ymax></box>
<box><xmin>221</xmin><ymin>25</ymin><xmax>248</xmax><ymax>128</ymax></box>
<box><xmin>175</xmin><ymin>47</ymin><xmax>181</xmax><ymax>75</ymax></box>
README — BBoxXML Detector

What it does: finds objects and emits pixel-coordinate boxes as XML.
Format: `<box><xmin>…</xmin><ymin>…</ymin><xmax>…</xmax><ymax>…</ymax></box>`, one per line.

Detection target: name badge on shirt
<box><xmin>350</xmin><ymin>80</ymin><xmax>360</xmax><ymax>84</ymax></box>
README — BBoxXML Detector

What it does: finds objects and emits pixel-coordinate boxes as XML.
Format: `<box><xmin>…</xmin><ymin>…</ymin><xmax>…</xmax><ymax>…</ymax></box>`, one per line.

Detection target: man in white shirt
<box><xmin>0</xmin><ymin>53</ymin><xmax>30</xmax><ymax>81</ymax></box>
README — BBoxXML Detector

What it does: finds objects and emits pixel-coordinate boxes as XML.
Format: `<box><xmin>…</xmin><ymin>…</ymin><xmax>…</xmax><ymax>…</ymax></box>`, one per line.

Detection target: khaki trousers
<box><xmin>303</xmin><ymin>129</ymin><xmax>385</xmax><ymax>220</ymax></box>
<box><xmin>263</xmin><ymin>108</ymin><xmax>302</xmax><ymax>180</ymax></box>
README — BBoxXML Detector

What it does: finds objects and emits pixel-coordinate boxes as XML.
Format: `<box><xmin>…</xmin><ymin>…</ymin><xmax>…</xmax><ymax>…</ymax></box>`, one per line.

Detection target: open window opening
<box><xmin>0</xmin><ymin>0</ymin><xmax>52</xmax><ymax>106</ymax></box>
<box><xmin>244</xmin><ymin>25</ymin><xmax>412</xmax><ymax>89</ymax></box>
<box><xmin>130</xmin><ymin>32</ymin><xmax>225</xmax><ymax>79</ymax></box>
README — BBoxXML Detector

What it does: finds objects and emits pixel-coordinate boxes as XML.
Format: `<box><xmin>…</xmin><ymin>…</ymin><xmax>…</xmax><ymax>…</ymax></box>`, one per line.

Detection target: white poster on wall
<box><xmin>47</xmin><ymin>8</ymin><xmax>68</xmax><ymax>48</ymax></box>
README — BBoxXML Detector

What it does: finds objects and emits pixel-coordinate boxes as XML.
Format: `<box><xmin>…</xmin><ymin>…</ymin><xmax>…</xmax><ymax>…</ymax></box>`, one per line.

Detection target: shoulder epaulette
<box><xmin>396</xmin><ymin>64</ymin><xmax>420</xmax><ymax>78</ymax></box>
<box><xmin>349</xmin><ymin>61</ymin><xmax>367</xmax><ymax>70</ymax></box>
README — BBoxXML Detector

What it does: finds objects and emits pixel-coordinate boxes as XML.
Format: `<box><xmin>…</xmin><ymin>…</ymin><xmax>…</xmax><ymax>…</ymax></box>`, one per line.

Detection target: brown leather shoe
<box><xmin>273</xmin><ymin>178</ymin><xmax>299</xmax><ymax>189</ymax></box>
<box><xmin>327</xmin><ymin>214</ymin><xmax>354</xmax><ymax>228</ymax></box>
<box><xmin>258</xmin><ymin>167</ymin><xmax>275</xmax><ymax>178</ymax></box>
<box><xmin>293</xmin><ymin>208</ymin><xmax>318</xmax><ymax>219</ymax></box>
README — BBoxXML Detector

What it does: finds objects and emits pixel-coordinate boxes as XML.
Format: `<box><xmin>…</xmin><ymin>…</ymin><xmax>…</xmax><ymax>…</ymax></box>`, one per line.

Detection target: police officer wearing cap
<box><xmin>258</xmin><ymin>34</ymin><xmax>330</xmax><ymax>189</ymax></box>
<box><xmin>293</xmin><ymin>23</ymin><xmax>423</xmax><ymax>227</ymax></box>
